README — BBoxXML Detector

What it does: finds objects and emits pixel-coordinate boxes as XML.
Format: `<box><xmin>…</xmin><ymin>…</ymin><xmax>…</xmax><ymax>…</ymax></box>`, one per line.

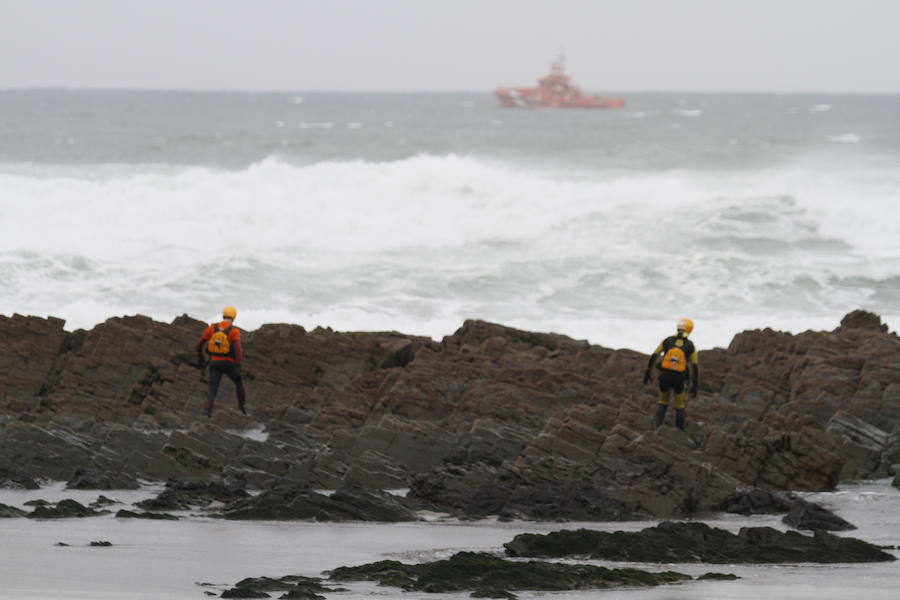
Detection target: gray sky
<box><xmin>2</xmin><ymin>0</ymin><xmax>899</xmax><ymax>93</ymax></box>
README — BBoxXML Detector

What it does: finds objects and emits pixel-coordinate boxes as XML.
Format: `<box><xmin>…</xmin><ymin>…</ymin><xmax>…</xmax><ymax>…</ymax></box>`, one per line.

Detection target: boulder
<box><xmin>66</xmin><ymin>467</ymin><xmax>139</xmax><ymax>490</ymax></box>
<box><xmin>718</xmin><ymin>488</ymin><xmax>795</xmax><ymax>515</ymax></box>
<box><xmin>134</xmin><ymin>479</ymin><xmax>249</xmax><ymax>511</ymax></box>
<box><xmin>503</xmin><ymin>521</ymin><xmax>895</xmax><ymax>563</ymax></box>
<box><xmin>782</xmin><ymin>497</ymin><xmax>856</xmax><ymax>531</ymax></box>
<box><xmin>0</xmin><ymin>503</ymin><xmax>27</xmax><ymax>518</ymax></box>
<box><xmin>27</xmin><ymin>499</ymin><xmax>108</xmax><ymax>519</ymax></box>
<box><xmin>115</xmin><ymin>509</ymin><xmax>179</xmax><ymax>520</ymax></box>
<box><xmin>328</xmin><ymin>551</ymin><xmax>707</xmax><ymax>595</ymax></box>
<box><xmin>220</xmin><ymin>484</ymin><xmax>418</xmax><ymax>522</ymax></box>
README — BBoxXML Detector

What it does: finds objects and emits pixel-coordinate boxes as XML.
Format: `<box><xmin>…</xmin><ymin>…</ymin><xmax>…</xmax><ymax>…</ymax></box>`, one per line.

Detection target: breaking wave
<box><xmin>1</xmin><ymin>154</ymin><xmax>898</xmax><ymax>350</ymax></box>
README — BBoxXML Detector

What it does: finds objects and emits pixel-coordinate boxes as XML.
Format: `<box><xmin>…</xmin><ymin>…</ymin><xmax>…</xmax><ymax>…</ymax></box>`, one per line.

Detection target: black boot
<box><xmin>654</xmin><ymin>404</ymin><xmax>668</xmax><ymax>428</ymax></box>
<box><xmin>675</xmin><ymin>409</ymin><xmax>686</xmax><ymax>431</ymax></box>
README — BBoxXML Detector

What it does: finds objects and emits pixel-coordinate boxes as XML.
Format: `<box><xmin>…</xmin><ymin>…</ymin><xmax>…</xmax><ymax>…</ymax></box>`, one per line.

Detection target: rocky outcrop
<box><xmin>719</xmin><ymin>488</ymin><xmax>796</xmax><ymax>515</ymax></box>
<box><xmin>66</xmin><ymin>467</ymin><xmax>139</xmax><ymax>490</ymax></box>
<box><xmin>218</xmin><ymin>575</ymin><xmax>334</xmax><ymax>599</ymax></box>
<box><xmin>115</xmin><ymin>509</ymin><xmax>179</xmax><ymax>520</ymax></box>
<box><xmin>503</xmin><ymin>521</ymin><xmax>896</xmax><ymax>563</ymax></box>
<box><xmin>219</xmin><ymin>484</ymin><xmax>418</xmax><ymax>522</ymax></box>
<box><xmin>0</xmin><ymin>503</ymin><xmax>27</xmax><ymax>518</ymax></box>
<box><xmin>782</xmin><ymin>497</ymin><xmax>856</xmax><ymax>531</ymax></box>
<box><xmin>0</xmin><ymin>310</ymin><xmax>898</xmax><ymax>520</ymax></box>
<box><xmin>135</xmin><ymin>479</ymin><xmax>249</xmax><ymax>511</ymax></box>
<box><xmin>328</xmin><ymin>551</ymin><xmax>703</xmax><ymax>596</ymax></box>
<box><xmin>719</xmin><ymin>488</ymin><xmax>856</xmax><ymax>531</ymax></box>
<box><xmin>26</xmin><ymin>499</ymin><xmax>109</xmax><ymax>519</ymax></box>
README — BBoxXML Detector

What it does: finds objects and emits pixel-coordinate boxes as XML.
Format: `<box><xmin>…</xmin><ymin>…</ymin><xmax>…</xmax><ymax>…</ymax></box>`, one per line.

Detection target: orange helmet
<box><xmin>677</xmin><ymin>318</ymin><xmax>694</xmax><ymax>335</ymax></box>
<box><xmin>222</xmin><ymin>306</ymin><xmax>237</xmax><ymax>320</ymax></box>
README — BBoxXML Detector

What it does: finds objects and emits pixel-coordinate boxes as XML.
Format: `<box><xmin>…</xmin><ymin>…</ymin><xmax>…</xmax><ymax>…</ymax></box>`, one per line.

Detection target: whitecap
<box><xmin>676</xmin><ymin>109</ymin><xmax>703</xmax><ymax>117</ymax></box>
<box><xmin>826</xmin><ymin>133</ymin><xmax>861</xmax><ymax>144</ymax></box>
<box><xmin>809</xmin><ymin>104</ymin><xmax>832</xmax><ymax>112</ymax></box>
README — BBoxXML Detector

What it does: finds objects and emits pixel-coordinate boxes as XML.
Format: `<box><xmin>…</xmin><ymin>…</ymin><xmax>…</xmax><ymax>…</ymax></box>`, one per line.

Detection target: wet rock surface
<box><xmin>719</xmin><ymin>488</ymin><xmax>856</xmax><ymax>531</ymax></box>
<box><xmin>115</xmin><ymin>509</ymin><xmax>179</xmax><ymax>520</ymax></box>
<box><xmin>26</xmin><ymin>499</ymin><xmax>109</xmax><ymax>519</ymax></box>
<box><xmin>327</xmin><ymin>551</ymin><xmax>712</xmax><ymax>595</ymax></box>
<box><xmin>781</xmin><ymin>497</ymin><xmax>856</xmax><ymax>531</ymax></box>
<box><xmin>503</xmin><ymin>521</ymin><xmax>896</xmax><ymax>563</ymax></box>
<box><xmin>219</xmin><ymin>484</ymin><xmax>418</xmax><ymax>522</ymax></box>
<box><xmin>135</xmin><ymin>479</ymin><xmax>250</xmax><ymax>511</ymax></box>
<box><xmin>0</xmin><ymin>311</ymin><xmax>897</xmax><ymax>520</ymax></box>
<box><xmin>719</xmin><ymin>487</ymin><xmax>796</xmax><ymax>515</ymax></box>
<box><xmin>0</xmin><ymin>502</ymin><xmax>27</xmax><ymax>518</ymax></box>
<box><xmin>218</xmin><ymin>575</ymin><xmax>333</xmax><ymax>599</ymax></box>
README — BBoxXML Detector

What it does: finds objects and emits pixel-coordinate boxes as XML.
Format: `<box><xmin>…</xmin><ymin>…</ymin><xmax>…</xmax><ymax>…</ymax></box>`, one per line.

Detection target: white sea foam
<box><xmin>810</xmin><ymin>104</ymin><xmax>833</xmax><ymax>112</ymax></box>
<box><xmin>826</xmin><ymin>133</ymin><xmax>861</xmax><ymax>143</ymax></box>
<box><xmin>1</xmin><ymin>155</ymin><xmax>898</xmax><ymax>350</ymax></box>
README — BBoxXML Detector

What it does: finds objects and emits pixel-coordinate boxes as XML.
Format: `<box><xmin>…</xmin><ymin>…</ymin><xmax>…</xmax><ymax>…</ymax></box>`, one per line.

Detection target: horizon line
<box><xmin>2</xmin><ymin>86</ymin><xmax>900</xmax><ymax>96</ymax></box>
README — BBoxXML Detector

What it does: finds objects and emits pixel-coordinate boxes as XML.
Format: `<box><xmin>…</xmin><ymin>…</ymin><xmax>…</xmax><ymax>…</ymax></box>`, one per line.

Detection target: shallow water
<box><xmin>1</xmin><ymin>480</ymin><xmax>898</xmax><ymax>599</ymax></box>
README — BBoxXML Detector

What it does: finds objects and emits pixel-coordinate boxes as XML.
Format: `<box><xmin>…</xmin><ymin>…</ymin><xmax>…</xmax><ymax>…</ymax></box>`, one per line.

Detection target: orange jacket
<box><xmin>197</xmin><ymin>320</ymin><xmax>243</xmax><ymax>364</ymax></box>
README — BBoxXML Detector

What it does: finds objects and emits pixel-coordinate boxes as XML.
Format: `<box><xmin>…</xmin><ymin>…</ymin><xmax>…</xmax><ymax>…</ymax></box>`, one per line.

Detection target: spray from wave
<box><xmin>1</xmin><ymin>154</ymin><xmax>898</xmax><ymax>350</ymax></box>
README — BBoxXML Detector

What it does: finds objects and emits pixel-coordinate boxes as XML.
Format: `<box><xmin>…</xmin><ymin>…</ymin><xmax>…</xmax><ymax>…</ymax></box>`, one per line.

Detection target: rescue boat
<box><xmin>495</xmin><ymin>56</ymin><xmax>624</xmax><ymax>109</ymax></box>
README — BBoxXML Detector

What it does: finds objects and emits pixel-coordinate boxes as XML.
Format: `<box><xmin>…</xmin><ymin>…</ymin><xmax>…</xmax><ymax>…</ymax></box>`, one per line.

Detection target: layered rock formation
<box><xmin>1</xmin><ymin>309</ymin><xmax>898</xmax><ymax>519</ymax></box>
<box><xmin>503</xmin><ymin>521</ymin><xmax>896</xmax><ymax>563</ymax></box>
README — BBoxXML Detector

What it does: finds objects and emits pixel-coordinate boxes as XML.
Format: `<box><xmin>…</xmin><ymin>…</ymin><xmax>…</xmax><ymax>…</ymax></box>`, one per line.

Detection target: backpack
<box><xmin>659</xmin><ymin>335</ymin><xmax>692</xmax><ymax>373</ymax></box>
<box><xmin>206</xmin><ymin>323</ymin><xmax>233</xmax><ymax>357</ymax></box>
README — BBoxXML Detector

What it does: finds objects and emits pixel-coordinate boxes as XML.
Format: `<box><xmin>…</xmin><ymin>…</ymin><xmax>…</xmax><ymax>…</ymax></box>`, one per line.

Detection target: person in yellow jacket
<box><xmin>643</xmin><ymin>318</ymin><xmax>698</xmax><ymax>430</ymax></box>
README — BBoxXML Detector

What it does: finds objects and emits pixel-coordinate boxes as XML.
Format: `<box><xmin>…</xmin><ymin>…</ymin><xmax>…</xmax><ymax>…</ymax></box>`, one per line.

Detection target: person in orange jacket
<box><xmin>197</xmin><ymin>306</ymin><xmax>246</xmax><ymax>417</ymax></box>
<box><xmin>643</xmin><ymin>318</ymin><xmax>698</xmax><ymax>430</ymax></box>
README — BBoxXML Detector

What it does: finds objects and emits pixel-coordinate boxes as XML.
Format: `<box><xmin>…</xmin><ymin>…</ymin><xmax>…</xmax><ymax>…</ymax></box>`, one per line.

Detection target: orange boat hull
<box><xmin>496</xmin><ymin>57</ymin><xmax>624</xmax><ymax>109</ymax></box>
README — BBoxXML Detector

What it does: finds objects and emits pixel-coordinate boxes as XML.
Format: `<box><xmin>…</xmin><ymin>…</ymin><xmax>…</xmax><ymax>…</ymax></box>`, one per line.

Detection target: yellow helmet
<box><xmin>677</xmin><ymin>318</ymin><xmax>694</xmax><ymax>335</ymax></box>
<box><xmin>222</xmin><ymin>306</ymin><xmax>237</xmax><ymax>320</ymax></box>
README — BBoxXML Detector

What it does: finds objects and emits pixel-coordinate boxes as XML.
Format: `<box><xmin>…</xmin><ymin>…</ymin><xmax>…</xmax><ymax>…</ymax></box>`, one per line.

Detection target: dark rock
<box><xmin>115</xmin><ymin>509</ymin><xmax>179</xmax><ymax>520</ymax></box>
<box><xmin>89</xmin><ymin>541</ymin><xmax>112</xmax><ymax>547</ymax></box>
<box><xmin>328</xmin><ymin>551</ymin><xmax>697</xmax><ymax>593</ymax></box>
<box><xmin>0</xmin><ymin>503</ymin><xmax>27</xmax><ymax>518</ymax></box>
<box><xmin>503</xmin><ymin>521</ymin><xmax>895</xmax><ymax>563</ymax></box>
<box><xmin>471</xmin><ymin>589</ymin><xmax>518</xmax><ymax>599</ymax></box>
<box><xmin>1</xmin><ymin>310</ymin><xmax>900</xmax><ymax>521</ymax></box>
<box><xmin>837</xmin><ymin>310</ymin><xmax>889</xmax><ymax>333</ymax></box>
<box><xmin>221</xmin><ymin>590</ymin><xmax>270</xmax><ymax>599</ymax></box>
<box><xmin>55</xmin><ymin>542</ymin><xmax>69</xmax><ymax>546</ymax></box>
<box><xmin>782</xmin><ymin>497</ymin><xmax>856</xmax><ymax>531</ymax></box>
<box><xmin>91</xmin><ymin>495</ymin><xmax>119</xmax><ymax>507</ymax></box>
<box><xmin>135</xmin><ymin>479</ymin><xmax>250</xmax><ymax>511</ymax></box>
<box><xmin>719</xmin><ymin>488</ymin><xmax>795</xmax><ymax>515</ymax></box>
<box><xmin>24</xmin><ymin>499</ymin><xmax>50</xmax><ymax>506</ymax></box>
<box><xmin>66</xmin><ymin>467</ymin><xmax>139</xmax><ymax>490</ymax></box>
<box><xmin>278</xmin><ymin>591</ymin><xmax>325</xmax><ymax>600</ymax></box>
<box><xmin>698</xmin><ymin>572</ymin><xmax>740</xmax><ymax>580</ymax></box>
<box><xmin>327</xmin><ymin>486</ymin><xmax>419</xmax><ymax>521</ymax></box>
<box><xmin>220</xmin><ymin>484</ymin><xmax>418</xmax><ymax>521</ymax></box>
<box><xmin>27</xmin><ymin>499</ymin><xmax>108</xmax><ymax>519</ymax></box>
<box><xmin>223</xmin><ymin>575</ymin><xmax>330</xmax><ymax>599</ymax></box>
<box><xmin>0</xmin><ymin>467</ymin><xmax>40</xmax><ymax>490</ymax></box>
<box><xmin>408</xmin><ymin>460</ymin><xmax>645</xmax><ymax>521</ymax></box>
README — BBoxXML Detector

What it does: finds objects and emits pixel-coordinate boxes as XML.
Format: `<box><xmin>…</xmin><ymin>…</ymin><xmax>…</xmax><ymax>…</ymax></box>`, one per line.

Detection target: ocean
<box><xmin>1</xmin><ymin>90</ymin><xmax>899</xmax><ymax>350</ymax></box>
